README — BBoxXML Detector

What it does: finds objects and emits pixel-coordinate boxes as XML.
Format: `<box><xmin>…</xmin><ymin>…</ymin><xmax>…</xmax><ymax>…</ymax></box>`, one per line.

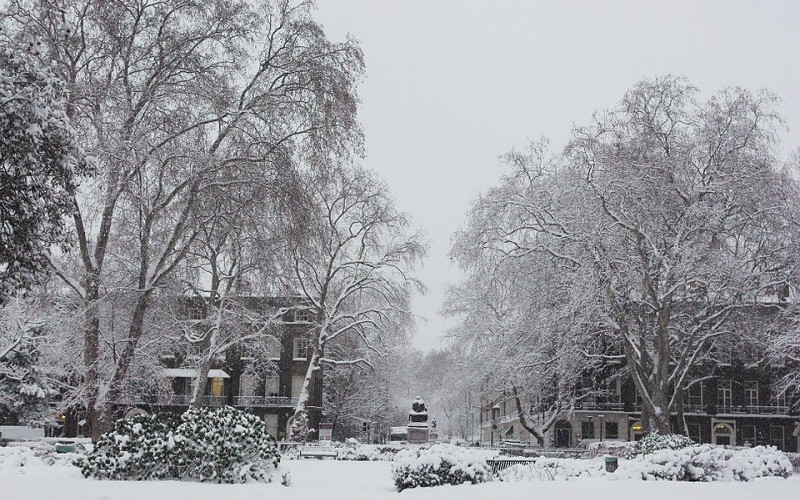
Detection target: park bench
<box><xmin>298</xmin><ymin>444</ymin><xmax>339</xmax><ymax>459</ymax></box>
<box><xmin>486</xmin><ymin>457</ymin><xmax>538</xmax><ymax>475</ymax></box>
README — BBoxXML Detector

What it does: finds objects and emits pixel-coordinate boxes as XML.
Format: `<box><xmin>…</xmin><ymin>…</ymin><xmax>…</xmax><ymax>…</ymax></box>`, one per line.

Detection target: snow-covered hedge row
<box><xmin>80</xmin><ymin>406</ymin><xmax>280</xmax><ymax>483</ymax></box>
<box><xmin>620</xmin><ymin>445</ymin><xmax>792</xmax><ymax>481</ymax></box>
<box><xmin>391</xmin><ymin>444</ymin><xmax>490</xmax><ymax>491</ymax></box>
<box><xmin>497</xmin><ymin>457</ymin><xmax>604</xmax><ymax>481</ymax></box>
<box><xmin>337</xmin><ymin>442</ymin><xmax>403</xmax><ymax>461</ymax></box>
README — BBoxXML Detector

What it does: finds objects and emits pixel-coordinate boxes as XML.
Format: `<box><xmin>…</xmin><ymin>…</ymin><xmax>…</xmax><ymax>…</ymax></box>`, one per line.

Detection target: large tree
<box><xmin>1</xmin><ymin>0</ymin><xmax>363</xmax><ymax>439</ymax></box>
<box><xmin>0</xmin><ymin>49</ymin><xmax>84</xmax><ymax>300</ymax></box>
<box><xmin>287</xmin><ymin>165</ymin><xmax>425</xmax><ymax>440</ymax></box>
<box><xmin>449</xmin><ymin>76</ymin><xmax>800</xmax><ymax>435</ymax></box>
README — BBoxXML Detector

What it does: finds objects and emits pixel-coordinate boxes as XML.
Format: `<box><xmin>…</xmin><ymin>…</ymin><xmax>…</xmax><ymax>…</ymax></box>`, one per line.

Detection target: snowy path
<box><xmin>2</xmin><ymin>455</ymin><xmax>799</xmax><ymax>500</ymax></box>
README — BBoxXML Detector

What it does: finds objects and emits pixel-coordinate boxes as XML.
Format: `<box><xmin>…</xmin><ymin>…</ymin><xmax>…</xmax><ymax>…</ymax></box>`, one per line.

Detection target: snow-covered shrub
<box><xmin>337</xmin><ymin>442</ymin><xmax>403</xmax><ymax>461</ymax></box>
<box><xmin>171</xmin><ymin>406</ymin><xmax>280</xmax><ymax>483</ymax></box>
<box><xmin>635</xmin><ymin>433</ymin><xmax>695</xmax><ymax>455</ymax></box>
<box><xmin>81</xmin><ymin>407</ymin><xmax>280</xmax><ymax>483</ymax></box>
<box><xmin>495</xmin><ymin>456</ymin><xmax>606</xmax><ymax>481</ymax></box>
<box><xmin>622</xmin><ymin>445</ymin><xmax>792</xmax><ymax>481</ymax></box>
<box><xmin>786</xmin><ymin>452</ymin><xmax>800</xmax><ymax>472</ymax></box>
<box><xmin>391</xmin><ymin>443</ymin><xmax>490</xmax><ymax>491</ymax></box>
<box><xmin>80</xmin><ymin>412</ymin><xmax>179</xmax><ymax>480</ymax></box>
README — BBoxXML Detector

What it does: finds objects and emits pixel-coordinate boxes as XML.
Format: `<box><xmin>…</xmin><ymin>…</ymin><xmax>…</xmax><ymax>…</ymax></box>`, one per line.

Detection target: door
<box><xmin>555</xmin><ymin>421</ymin><xmax>571</xmax><ymax>447</ymax></box>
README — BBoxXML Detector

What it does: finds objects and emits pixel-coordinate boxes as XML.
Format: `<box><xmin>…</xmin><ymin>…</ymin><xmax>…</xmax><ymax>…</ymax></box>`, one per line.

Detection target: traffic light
<box><xmin>363</xmin><ymin>421</ymin><xmax>368</xmax><ymax>431</ymax></box>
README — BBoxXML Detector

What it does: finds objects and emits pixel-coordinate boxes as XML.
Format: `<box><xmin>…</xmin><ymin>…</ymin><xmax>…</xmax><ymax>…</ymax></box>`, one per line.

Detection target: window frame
<box><xmin>717</xmin><ymin>379</ymin><xmax>732</xmax><ymax>411</ymax></box>
<box><xmin>293</xmin><ymin>337</ymin><xmax>308</xmax><ymax>360</ymax></box>
<box><xmin>743</xmin><ymin>381</ymin><xmax>758</xmax><ymax>408</ymax></box>
<box><xmin>581</xmin><ymin>420</ymin><xmax>595</xmax><ymax>439</ymax></box>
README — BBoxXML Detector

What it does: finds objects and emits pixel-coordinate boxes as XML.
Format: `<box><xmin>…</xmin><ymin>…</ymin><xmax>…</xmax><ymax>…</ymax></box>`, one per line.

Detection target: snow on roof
<box><xmin>162</xmin><ymin>368</ymin><xmax>230</xmax><ymax>379</ymax></box>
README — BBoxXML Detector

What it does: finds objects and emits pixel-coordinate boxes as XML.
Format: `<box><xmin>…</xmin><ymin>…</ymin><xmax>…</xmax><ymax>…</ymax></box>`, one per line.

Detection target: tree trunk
<box><xmin>641</xmin><ymin>385</ymin><xmax>671</xmax><ymax>435</ymax></box>
<box><xmin>290</xmin><ymin>346</ymin><xmax>322</xmax><ymax>441</ymax></box>
<box><xmin>82</xmin><ymin>274</ymin><xmax>104</xmax><ymax>442</ymax></box>
<box><xmin>97</xmin><ymin>290</ymin><xmax>153</xmax><ymax>437</ymax></box>
<box><xmin>512</xmin><ymin>386</ymin><xmax>546</xmax><ymax>446</ymax></box>
<box><xmin>191</xmin><ymin>338</ymin><xmax>213</xmax><ymax>408</ymax></box>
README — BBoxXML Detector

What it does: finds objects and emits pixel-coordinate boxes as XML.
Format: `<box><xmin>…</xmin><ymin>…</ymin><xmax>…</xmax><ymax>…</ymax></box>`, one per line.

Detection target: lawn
<box><xmin>1</xmin><ymin>445</ymin><xmax>798</xmax><ymax>500</ymax></box>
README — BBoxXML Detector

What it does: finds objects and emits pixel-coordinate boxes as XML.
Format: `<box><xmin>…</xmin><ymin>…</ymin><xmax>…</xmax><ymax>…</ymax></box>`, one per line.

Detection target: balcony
<box><xmin>233</xmin><ymin>396</ymin><xmax>299</xmax><ymax>408</ymax></box>
<box><xmin>118</xmin><ymin>394</ymin><xmax>227</xmax><ymax>406</ymax></box>
<box><xmin>577</xmin><ymin>401</ymin><xmax>625</xmax><ymax>411</ymax></box>
<box><xmin>716</xmin><ymin>404</ymin><xmax>790</xmax><ymax>416</ymax></box>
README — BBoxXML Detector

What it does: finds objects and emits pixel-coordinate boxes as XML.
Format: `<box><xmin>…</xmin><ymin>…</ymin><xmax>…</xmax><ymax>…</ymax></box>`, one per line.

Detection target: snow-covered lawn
<box><xmin>2</xmin><ymin>445</ymin><xmax>798</xmax><ymax>500</ymax></box>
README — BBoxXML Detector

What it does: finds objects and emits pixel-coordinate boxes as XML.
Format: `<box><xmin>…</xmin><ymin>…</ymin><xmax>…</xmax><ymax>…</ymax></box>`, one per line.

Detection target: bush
<box><xmin>635</xmin><ymin>434</ymin><xmax>695</xmax><ymax>455</ymax></box>
<box><xmin>80</xmin><ymin>406</ymin><xmax>280</xmax><ymax>483</ymax></box>
<box><xmin>337</xmin><ymin>441</ymin><xmax>403</xmax><ymax>461</ymax></box>
<box><xmin>80</xmin><ymin>412</ymin><xmax>179</xmax><ymax>480</ymax></box>
<box><xmin>173</xmin><ymin>406</ymin><xmax>280</xmax><ymax>483</ymax></box>
<box><xmin>624</xmin><ymin>445</ymin><xmax>792</xmax><ymax>481</ymax></box>
<box><xmin>391</xmin><ymin>444</ymin><xmax>490</xmax><ymax>491</ymax></box>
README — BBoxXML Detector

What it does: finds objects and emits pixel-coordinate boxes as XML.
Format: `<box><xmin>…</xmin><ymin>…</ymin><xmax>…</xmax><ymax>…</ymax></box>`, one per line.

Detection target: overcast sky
<box><xmin>313</xmin><ymin>0</ymin><xmax>800</xmax><ymax>351</ymax></box>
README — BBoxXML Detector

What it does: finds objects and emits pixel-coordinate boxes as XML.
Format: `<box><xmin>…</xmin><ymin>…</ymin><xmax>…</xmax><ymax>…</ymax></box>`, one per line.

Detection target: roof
<box><xmin>162</xmin><ymin>368</ymin><xmax>230</xmax><ymax>379</ymax></box>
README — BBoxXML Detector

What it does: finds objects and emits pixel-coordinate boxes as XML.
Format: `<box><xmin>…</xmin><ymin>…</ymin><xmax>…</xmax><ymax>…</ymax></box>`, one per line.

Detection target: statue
<box><xmin>409</xmin><ymin>396</ymin><xmax>428</xmax><ymax>424</ymax></box>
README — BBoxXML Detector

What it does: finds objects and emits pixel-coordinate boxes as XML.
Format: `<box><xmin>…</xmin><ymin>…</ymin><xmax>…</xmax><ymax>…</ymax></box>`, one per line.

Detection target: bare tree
<box><xmin>2</xmin><ymin>0</ymin><xmax>364</xmax><ymax>439</ymax></box>
<box><xmin>286</xmin><ymin>166</ymin><xmax>425</xmax><ymax>440</ymax></box>
<box><xmin>448</xmin><ymin>76</ymin><xmax>800</xmax><ymax>435</ymax></box>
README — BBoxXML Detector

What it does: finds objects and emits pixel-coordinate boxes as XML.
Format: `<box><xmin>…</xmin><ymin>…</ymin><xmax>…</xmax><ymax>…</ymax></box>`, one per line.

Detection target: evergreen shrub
<box><xmin>80</xmin><ymin>406</ymin><xmax>280</xmax><ymax>483</ymax></box>
<box><xmin>635</xmin><ymin>433</ymin><xmax>695</xmax><ymax>455</ymax></box>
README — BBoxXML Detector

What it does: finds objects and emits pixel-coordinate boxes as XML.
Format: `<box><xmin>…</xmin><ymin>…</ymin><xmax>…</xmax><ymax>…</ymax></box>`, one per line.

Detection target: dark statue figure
<box><xmin>409</xmin><ymin>396</ymin><xmax>428</xmax><ymax>424</ymax></box>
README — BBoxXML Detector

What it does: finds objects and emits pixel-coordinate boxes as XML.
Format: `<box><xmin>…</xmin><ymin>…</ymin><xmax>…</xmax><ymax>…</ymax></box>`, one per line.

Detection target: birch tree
<box><xmin>287</xmin><ymin>166</ymin><xmax>425</xmax><ymax>440</ymax></box>
<box><xmin>1</xmin><ymin>0</ymin><xmax>363</xmax><ymax>439</ymax></box>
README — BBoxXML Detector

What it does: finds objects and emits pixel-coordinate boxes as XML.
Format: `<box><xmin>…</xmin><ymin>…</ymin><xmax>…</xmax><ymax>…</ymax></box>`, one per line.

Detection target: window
<box><xmin>715</xmin><ymin>345</ymin><xmax>732</xmax><ymax>365</ymax></box>
<box><xmin>743</xmin><ymin>381</ymin><xmax>758</xmax><ymax>408</ymax></box>
<box><xmin>239</xmin><ymin>373</ymin><xmax>256</xmax><ymax>397</ymax></box>
<box><xmin>771</xmin><ymin>389</ymin><xmax>787</xmax><ymax>409</ymax></box>
<box><xmin>605</xmin><ymin>379</ymin><xmax>621</xmax><ymax>403</ymax></box>
<box><xmin>210</xmin><ymin>377</ymin><xmax>224</xmax><ymax>397</ymax></box>
<box><xmin>717</xmin><ymin>379</ymin><xmax>732</xmax><ymax>411</ymax></box>
<box><xmin>293</xmin><ymin>309</ymin><xmax>311</xmax><ymax>322</ymax></box>
<box><xmin>293</xmin><ymin>337</ymin><xmax>308</xmax><ymax>360</ymax></box>
<box><xmin>581</xmin><ymin>421</ymin><xmax>595</xmax><ymax>439</ymax></box>
<box><xmin>687</xmin><ymin>423</ymin><xmax>701</xmax><ymax>443</ymax></box>
<box><xmin>770</xmin><ymin>426</ymin><xmax>784</xmax><ymax>450</ymax></box>
<box><xmin>265</xmin><ymin>373</ymin><xmax>279</xmax><ymax>397</ymax></box>
<box><xmin>183</xmin><ymin>301</ymin><xmax>205</xmax><ymax>320</ymax></box>
<box><xmin>683</xmin><ymin>382</ymin><xmax>703</xmax><ymax>410</ymax></box>
<box><xmin>605</xmin><ymin>421</ymin><xmax>619</xmax><ymax>440</ymax></box>
<box><xmin>291</xmin><ymin>374</ymin><xmax>305</xmax><ymax>398</ymax></box>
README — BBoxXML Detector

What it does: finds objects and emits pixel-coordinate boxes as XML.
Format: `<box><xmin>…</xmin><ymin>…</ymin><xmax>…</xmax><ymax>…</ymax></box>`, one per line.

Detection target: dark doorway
<box><xmin>555</xmin><ymin>421</ymin><xmax>571</xmax><ymax>447</ymax></box>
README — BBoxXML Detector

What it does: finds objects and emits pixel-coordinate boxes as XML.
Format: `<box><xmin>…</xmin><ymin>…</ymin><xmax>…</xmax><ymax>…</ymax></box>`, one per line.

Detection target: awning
<box><xmin>162</xmin><ymin>368</ymin><xmax>230</xmax><ymax>379</ymax></box>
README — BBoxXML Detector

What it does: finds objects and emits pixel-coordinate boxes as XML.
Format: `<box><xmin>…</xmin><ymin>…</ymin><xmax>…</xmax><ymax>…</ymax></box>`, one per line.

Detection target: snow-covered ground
<box><xmin>1</xmin><ymin>444</ymin><xmax>798</xmax><ymax>500</ymax></box>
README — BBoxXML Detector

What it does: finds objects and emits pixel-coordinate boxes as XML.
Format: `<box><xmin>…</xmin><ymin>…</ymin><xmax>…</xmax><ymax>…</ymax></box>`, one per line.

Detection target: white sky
<box><xmin>314</xmin><ymin>0</ymin><xmax>800</xmax><ymax>351</ymax></box>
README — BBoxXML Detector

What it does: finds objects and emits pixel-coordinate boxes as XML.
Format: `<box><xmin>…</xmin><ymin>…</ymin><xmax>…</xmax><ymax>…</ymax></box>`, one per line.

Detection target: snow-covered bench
<box><xmin>486</xmin><ymin>457</ymin><xmax>538</xmax><ymax>475</ymax></box>
<box><xmin>298</xmin><ymin>444</ymin><xmax>339</xmax><ymax>459</ymax></box>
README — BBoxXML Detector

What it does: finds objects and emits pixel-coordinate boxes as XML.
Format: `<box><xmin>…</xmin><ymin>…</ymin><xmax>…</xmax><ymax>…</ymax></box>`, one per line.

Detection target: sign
<box><xmin>319</xmin><ymin>422</ymin><xmax>333</xmax><ymax>441</ymax></box>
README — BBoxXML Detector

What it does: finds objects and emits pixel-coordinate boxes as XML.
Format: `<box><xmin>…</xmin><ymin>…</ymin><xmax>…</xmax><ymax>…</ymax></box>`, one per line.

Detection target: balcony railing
<box><xmin>233</xmin><ymin>396</ymin><xmax>299</xmax><ymax>408</ymax></box>
<box><xmin>633</xmin><ymin>403</ymin><xmax>791</xmax><ymax>416</ymax></box>
<box><xmin>576</xmin><ymin>401</ymin><xmax>625</xmax><ymax>411</ymax></box>
<box><xmin>716</xmin><ymin>404</ymin><xmax>789</xmax><ymax>415</ymax></box>
<box><xmin>118</xmin><ymin>394</ymin><xmax>227</xmax><ymax>406</ymax></box>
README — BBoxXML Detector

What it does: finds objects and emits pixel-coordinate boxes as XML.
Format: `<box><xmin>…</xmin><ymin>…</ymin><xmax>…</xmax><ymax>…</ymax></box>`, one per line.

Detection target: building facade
<box><xmin>59</xmin><ymin>297</ymin><xmax>322</xmax><ymax>440</ymax></box>
<box><xmin>480</xmin><ymin>362</ymin><xmax>800</xmax><ymax>452</ymax></box>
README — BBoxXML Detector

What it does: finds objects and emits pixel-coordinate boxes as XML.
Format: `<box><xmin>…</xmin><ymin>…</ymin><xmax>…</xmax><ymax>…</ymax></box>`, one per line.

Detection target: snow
<box><xmin>1</xmin><ymin>443</ymin><xmax>799</xmax><ymax>499</ymax></box>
